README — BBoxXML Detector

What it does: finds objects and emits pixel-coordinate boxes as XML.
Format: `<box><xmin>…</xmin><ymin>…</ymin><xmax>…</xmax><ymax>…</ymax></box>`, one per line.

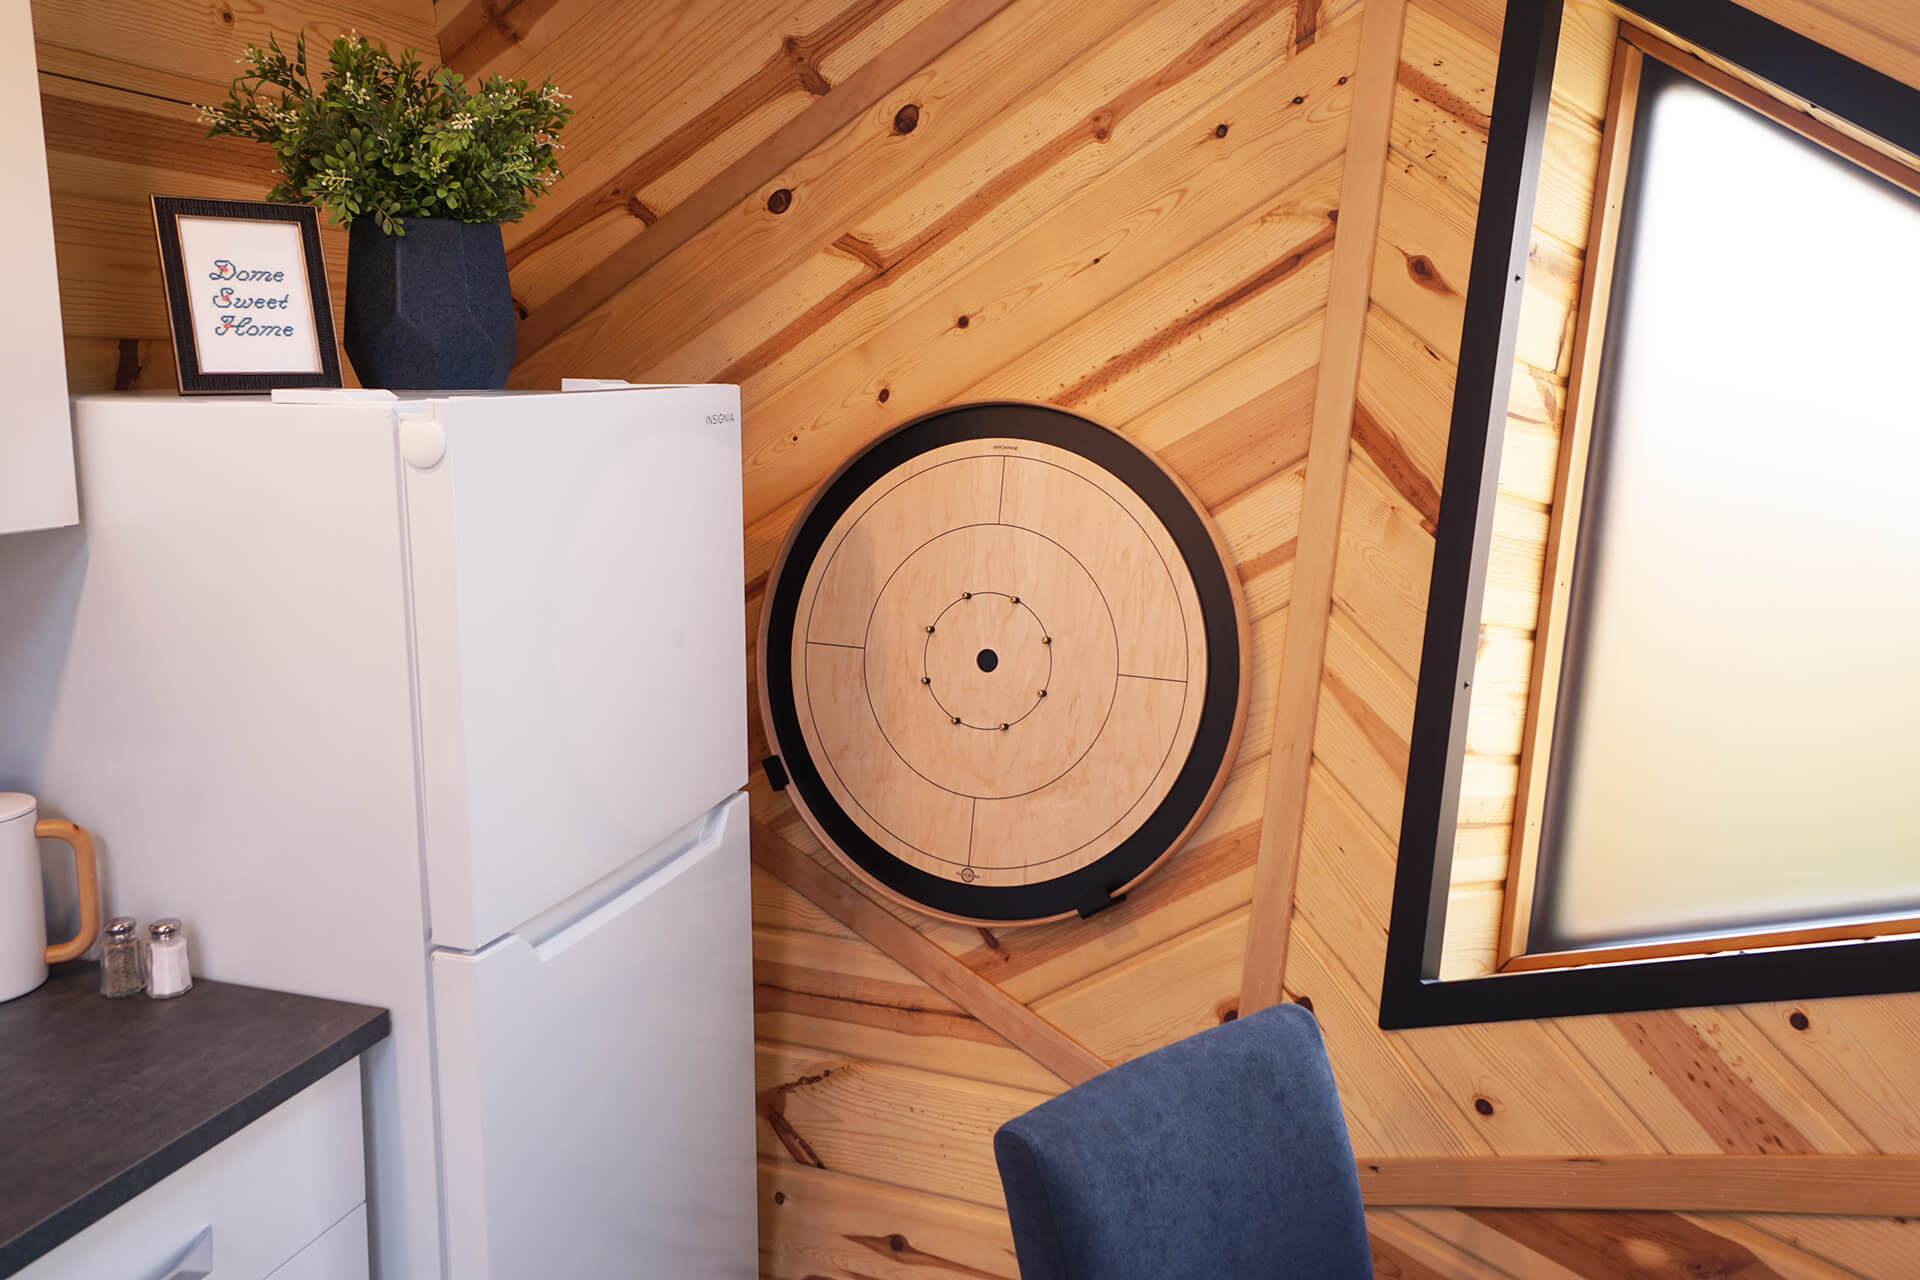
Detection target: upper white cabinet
<box><xmin>0</xmin><ymin>0</ymin><xmax>76</xmax><ymax>535</ymax></box>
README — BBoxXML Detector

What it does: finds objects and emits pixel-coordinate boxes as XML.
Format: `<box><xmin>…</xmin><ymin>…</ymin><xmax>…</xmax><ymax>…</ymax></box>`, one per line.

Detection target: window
<box><xmin>1382</xmin><ymin>0</ymin><xmax>1920</xmax><ymax>1027</ymax></box>
<box><xmin>1520</xmin><ymin>51</ymin><xmax>1920</xmax><ymax>966</ymax></box>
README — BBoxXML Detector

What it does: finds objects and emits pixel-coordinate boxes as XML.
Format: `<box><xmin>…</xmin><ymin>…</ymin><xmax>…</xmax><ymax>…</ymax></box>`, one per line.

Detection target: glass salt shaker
<box><xmin>99</xmin><ymin>917</ymin><xmax>146</xmax><ymax>998</ymax></box>
<box><xmin>146</xmin><ymin>918</ymin><xmax>193</xmax><ymax>999</ymax></box>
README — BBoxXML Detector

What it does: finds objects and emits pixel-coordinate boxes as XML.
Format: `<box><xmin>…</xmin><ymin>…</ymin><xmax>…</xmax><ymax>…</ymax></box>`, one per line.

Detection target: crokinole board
<box><xmin>758</xmin><ymin>402</ymin><xmax>1250</xmax><ymax>925</ymax></box>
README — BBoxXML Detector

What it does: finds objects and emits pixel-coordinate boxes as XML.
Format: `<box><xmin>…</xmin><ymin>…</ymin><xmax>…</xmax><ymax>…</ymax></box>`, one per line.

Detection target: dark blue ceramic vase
<box><xmin>343</xmin><ymin>217</ymin><xmax>516</xmax><ymax>390</ymax></box>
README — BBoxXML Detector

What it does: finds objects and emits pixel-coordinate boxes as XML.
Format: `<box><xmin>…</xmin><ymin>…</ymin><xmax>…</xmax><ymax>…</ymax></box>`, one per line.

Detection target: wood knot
<box><xmin>893</xmin><ymin>103</ymin><xmax>920</xmax><ymax>134</ymax></box>
<box><xmin>1291</xmin><ymin>95</ymin><xmax>1305</xmax><ymax>105</ymax></box>
<box><xmin>781</xmin><ymin>35</ymin><xmax>831</xmax><ymax>95</ymax></box>
<box><xmin>1406</xmin><ymin>254</ymin><xmax>1451</xmax><ymax>294</ymax></box>
<box><xmin>1292</xmin><ymin>994</ymin><xmax>1314</xmax><ymax>1014</ymax></box>
<box><xmin>1216</xmin><ymin>998</ymin><xmax>1239</xmax><ymax>1023</ymax></box>
<box><xmin>1087</xmin><ymin>109</ymin><xmax>1114</xmax><ymax>142</ymax></box>
<box><xmin>767</xmin><ymin>188</ymin><xmax>793</xmax><ymax>215</ymax></box>
<box><xmin>955</xmin><ymin>314</ymin><xmax>970</xmax><ymax>329</ymax></box>
<box><xmin>772</xmin><ymin>1190</ymin><xmax>786</xmax><ymax>1205</ymax></box>
<box><xmin>887</xmin><ymin>1234</ymin><xmax>909</xmax><ymax>1252</ymax></box>
<box><xmin>1789</xmin><ymin>1010</ymin><xmax>1811</xmax><ymax>1031</ymax></box>
<box><xmin>1473</xmin><ymin>1096</ymin><xmax>1495</xmax><ymax>1116</ymax></box>
<box><xmin>218</xmin><ymin>4</ymin><xmax>234</xmax><ymax>22</ymax></box>
<box><xmin>1214</xmin><ymin>122</ymin><xmax>1230</xmax><ymax>138</ymax></box>
<box><xmin>113</xmin><ymin>339</ymin><xmax>146</xmax><ymax>391</ymax></box>
<box><xmin>877</xmin><ymin>387</ymin><xmax>890</xmax><ymax>403</ymax></box>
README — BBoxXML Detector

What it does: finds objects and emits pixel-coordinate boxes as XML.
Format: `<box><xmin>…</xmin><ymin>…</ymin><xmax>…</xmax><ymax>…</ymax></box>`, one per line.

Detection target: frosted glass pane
<box><xmin>1531</xmin><ymin>62</ymin><xmax>1920</xmax><ymax>951</ymax></box>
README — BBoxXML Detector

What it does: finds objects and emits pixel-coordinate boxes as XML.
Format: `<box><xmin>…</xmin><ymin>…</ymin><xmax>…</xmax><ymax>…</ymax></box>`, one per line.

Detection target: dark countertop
<box><xmin>0</xmin><ymin>963</ymin><xmax>389</xmax><ymax>1276</ymax></box>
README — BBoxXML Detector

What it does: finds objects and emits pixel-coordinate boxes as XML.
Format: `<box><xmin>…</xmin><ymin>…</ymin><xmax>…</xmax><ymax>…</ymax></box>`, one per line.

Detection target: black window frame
<box><xmin>1381</xmin><ymin>0</ymin><xmax>1920</xmax><ymax>1030</ymax></box>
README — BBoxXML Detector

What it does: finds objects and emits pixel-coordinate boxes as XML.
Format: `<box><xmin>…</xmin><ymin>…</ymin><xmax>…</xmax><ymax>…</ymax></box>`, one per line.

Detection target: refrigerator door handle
<box><xmin>520</xmin><ymin>799</ymin><xmax>740</xmax><ymax>963</ymax></box>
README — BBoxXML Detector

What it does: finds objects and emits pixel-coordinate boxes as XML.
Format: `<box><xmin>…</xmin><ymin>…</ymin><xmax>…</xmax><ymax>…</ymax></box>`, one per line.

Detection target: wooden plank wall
<box><xmin>463</xmin><ymin>0</ymin><xmax>1920</xmax><ymax>1275</ymax></box>
<box><xmin>29</xmin><ymin>0</ymin><xmax>440</xmax><ymax>391</ymax></box>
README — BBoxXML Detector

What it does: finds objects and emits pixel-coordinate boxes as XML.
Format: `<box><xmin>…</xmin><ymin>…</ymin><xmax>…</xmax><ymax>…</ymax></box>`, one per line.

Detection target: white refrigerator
<box><xmin>0</xmin><ymin>388</ymin><xmax>758</xmax><ymax>1279</ymax></box>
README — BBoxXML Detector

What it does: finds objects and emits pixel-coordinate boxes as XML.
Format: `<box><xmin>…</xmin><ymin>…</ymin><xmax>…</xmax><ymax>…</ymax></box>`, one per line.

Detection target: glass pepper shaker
<box><xmin>146</xmin><ymin>918</ymin><xmax>193</xmax><ymax>999</ymax></box>
<box><xmin>100</xmin><ymin>917</ymin><xmax>146</xmax><ymax>998</ymax></box>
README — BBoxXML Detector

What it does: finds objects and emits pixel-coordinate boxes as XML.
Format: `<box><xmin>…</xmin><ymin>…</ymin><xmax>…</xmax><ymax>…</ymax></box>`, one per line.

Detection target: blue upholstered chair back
<box><xmin>993</xmin><ymin>1003</ymin><xmax>1370</xmax><ymax>1279</ymax></box>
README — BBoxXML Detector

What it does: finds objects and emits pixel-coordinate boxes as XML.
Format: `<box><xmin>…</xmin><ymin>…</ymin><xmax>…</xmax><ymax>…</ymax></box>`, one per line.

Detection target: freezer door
<box><xmin>431</xmin><ymin>792</ymin><xmax>757</xmax><ymax>1280</ymax></box>
<box><xmin>402</xmin><ymin>386</ymin><xmax>747</xmax><ymax>951</ymax></box>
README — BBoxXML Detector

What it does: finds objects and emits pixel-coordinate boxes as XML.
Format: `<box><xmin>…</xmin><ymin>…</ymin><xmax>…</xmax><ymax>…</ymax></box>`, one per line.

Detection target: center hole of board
<box><xmin>976</xmin><ymin>648</ymin><xmax>999</xmax><ymax>673</ymax></box>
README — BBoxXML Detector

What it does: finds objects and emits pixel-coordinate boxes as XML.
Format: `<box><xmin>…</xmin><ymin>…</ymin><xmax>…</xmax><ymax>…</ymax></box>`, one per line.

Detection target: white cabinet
<box><xmin>266</xmin><ymin>1207</ymin><xmax>370</xmax><ymax>1280</ymax></box>
<box><xmin>16</xmin><ymin>1063</ymin><xmax>369</xmax><ymax>1280</ymax></box>
<box><xmin>0</xmin><ymin>0</ymin><xmax>77</xmax><ymax>535</ymax></box>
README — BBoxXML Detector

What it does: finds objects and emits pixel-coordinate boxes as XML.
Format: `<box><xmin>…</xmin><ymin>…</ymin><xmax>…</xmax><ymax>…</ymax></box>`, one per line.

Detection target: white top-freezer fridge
<box><xmin>0</xmin><ymin>387</ymin><xmax>758</xmax><ymax>1279</ymax></box>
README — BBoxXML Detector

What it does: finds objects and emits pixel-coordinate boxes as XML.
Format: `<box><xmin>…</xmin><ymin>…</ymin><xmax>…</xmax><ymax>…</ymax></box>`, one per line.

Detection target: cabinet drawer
<box><xmin>265</xmin><ymin>1205</ymin><xmax>368</xmax><ymax>1280</ymax></box>
<box><xmin>18</xmin><ymin>1062</ymin><xmax>365</xmax><ymax>1280</ymax></box>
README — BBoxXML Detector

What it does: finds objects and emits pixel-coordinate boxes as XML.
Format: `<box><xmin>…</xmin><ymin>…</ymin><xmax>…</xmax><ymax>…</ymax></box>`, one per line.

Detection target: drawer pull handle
<box><xmin>157</xmin><ymin>1225</ymin><xmax>212</xmax><ymax>1280</ymax></box>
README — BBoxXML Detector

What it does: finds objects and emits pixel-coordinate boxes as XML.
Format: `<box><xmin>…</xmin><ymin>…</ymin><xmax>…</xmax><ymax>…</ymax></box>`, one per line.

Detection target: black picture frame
<box><xmin>1382</xmin><ymin>0</ymin><xmax>1920</xmax><ymax>1029</ymax></box>
<box><xmin>150</xmin><ymin>196</ymin><xmax>341</xmax><ymax>395</ymax></box>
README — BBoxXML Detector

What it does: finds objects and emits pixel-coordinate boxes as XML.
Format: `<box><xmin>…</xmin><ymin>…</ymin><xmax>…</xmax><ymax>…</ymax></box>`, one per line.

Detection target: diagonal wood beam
<box><xmin>499</xmin><ymin>0</ymin><xmax>903</xmax><ymax>269</ymax></box>
<box><xmin>1358</xmin><ymin>1156</ymin><xmax>1920</xmax><ymax>1215</ymax></box>
<box><xmin>515</xmin><ymin>0</ymin><xmax>1019</xmax><ymax>360</ymax></box>
<box><xmin>751</xmin><ymin>820</ymin><xmax>1109</xmax><ymax>1087</ymax></box>
<box><xmin>438</xmin><ymin>0</ymin><xmax>569</xmax><ymax>73</ymax></box>
<box><xmin>1239</xmin><ymin>0</ymin><xmax>1407</xmax><ymax>1016</ymax></box>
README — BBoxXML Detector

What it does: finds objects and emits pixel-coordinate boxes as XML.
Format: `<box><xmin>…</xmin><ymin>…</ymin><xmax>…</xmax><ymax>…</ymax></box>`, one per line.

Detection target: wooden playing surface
<box><xmin>788</xmin><ymin>437</ymin><xmax>1209</xmax><ymax>894</ymax></box>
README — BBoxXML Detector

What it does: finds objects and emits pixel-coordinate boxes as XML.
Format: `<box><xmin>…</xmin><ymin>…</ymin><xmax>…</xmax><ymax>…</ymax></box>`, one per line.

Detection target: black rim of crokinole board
<box><xmin>758</xmin><ymin>401</ymin><xmax>1250</xmax><ymax>925</ymax></box>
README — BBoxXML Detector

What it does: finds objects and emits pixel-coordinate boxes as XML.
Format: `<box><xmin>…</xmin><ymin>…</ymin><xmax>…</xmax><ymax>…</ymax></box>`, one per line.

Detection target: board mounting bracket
<box><xmin>762</xmin><ymin>755</ymin><xmax>790</xmax><ymax>791</ymax></box>
<box><xmin>1076</xmin><ymin>889</ymin><xmax>1127</xmax><ymax>920</ymax></box>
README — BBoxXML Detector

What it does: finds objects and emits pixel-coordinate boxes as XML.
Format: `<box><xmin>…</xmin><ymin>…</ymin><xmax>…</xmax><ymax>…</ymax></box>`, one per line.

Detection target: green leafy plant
<box><xmin>201</xmin><ymin>33</ymin><xmax>572</xmax><ymax>234</ymax></box>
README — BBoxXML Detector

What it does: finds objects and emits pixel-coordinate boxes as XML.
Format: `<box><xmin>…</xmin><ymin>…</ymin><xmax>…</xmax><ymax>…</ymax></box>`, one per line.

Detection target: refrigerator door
<box><xmin>431</xmin><ymin>792</ymin><xmax>757</xmax><ymax>1280</ymax></box>
<box><xmin>402</xmin><ymin>386</ymin><xmax>747</xmax><ymax>951</ymax></box>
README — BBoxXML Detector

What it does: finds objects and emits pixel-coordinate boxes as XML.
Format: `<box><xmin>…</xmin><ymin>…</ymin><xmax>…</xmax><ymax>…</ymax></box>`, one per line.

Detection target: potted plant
<box><xmin>203</xmin><ymin>34</ymin><xmax>571</xmax><ymax>390</ymax></box>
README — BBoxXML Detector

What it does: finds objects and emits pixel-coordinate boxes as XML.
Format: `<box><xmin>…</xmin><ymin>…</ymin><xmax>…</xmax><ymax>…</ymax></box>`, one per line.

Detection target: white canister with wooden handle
<box><xmin>0</xmin><ymin>793</ymin><xmax>100</xmax><ymax>1002</ymax></box>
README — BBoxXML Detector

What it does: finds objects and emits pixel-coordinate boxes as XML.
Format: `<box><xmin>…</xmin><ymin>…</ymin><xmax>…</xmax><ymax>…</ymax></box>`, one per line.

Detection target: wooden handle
<box><xmin>37</xmin><ymin>819</ymin><xmax>100</xmax><ymax>964</ymax></box>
